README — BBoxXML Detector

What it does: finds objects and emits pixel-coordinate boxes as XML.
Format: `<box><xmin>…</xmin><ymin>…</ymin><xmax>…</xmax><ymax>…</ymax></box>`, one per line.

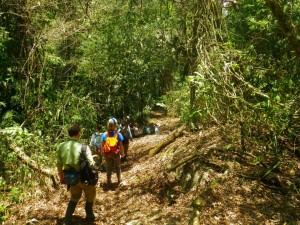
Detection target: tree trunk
<box><xmin>265</xmin><ymin>0</ymin><xmax>300</xmax><ymax>59</ymax></box>
<box><xmin>149</xmin><ymin>125</ymin><xmax>186</xmax><ymax>156</ymax></box>
<box><xmin>8</xmin><ymin>142</ymin><xmax>59</xmax><ymax>188</ymax></box>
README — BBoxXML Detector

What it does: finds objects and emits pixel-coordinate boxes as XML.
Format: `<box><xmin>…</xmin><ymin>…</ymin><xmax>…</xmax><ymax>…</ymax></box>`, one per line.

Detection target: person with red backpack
<box><xmin>101</xmin><ymin>118</ymin><xmax>125</xmax><ymax>187</ymax></box>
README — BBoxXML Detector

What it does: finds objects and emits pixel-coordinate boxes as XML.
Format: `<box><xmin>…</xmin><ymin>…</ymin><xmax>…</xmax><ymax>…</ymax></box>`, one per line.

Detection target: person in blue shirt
<box><xmin>101</xmin><ymin>118</ymin><xmax>124</xmax><ymax>186</ymax></box>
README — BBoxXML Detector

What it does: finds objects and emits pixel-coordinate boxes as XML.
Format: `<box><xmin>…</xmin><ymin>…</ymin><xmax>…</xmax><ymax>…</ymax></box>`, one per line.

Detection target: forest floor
<box><xmin>6</xmin><ymin>111</ymin><xmax>300</xmax><ymax>225</ymax></box>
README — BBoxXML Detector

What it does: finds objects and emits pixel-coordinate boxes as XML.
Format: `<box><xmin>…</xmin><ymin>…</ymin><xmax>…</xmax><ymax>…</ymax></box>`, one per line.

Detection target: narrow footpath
<box><xmin>94</xmin><ymin>114</ymin><xmax>182</xmax><ymax>224</ymax></box>
<box><xmin>63</xmin><ymin>114</ymin><xmax>182</xmax><ymax>225</ymax></box>
<box><xmin>8</xmin><ymin>113</ymin><xmax>182</xmax><ymax>225</ymax></box>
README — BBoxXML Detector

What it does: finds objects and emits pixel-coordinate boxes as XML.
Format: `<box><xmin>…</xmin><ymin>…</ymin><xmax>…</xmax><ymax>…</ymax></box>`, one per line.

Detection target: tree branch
<box><xmin>149</xmin><ymin>125</ymin><xmax>186</xmax><ymax>156</ymax></box>
<box><xmin>7</xmin><ymin>142</ymin><xmax>59</xmax><ymax>188</ymax></box>
<box><xmin>264</xmin><ymin>0</ymin><xmax>300</xmax><ymax>59</ymax></box>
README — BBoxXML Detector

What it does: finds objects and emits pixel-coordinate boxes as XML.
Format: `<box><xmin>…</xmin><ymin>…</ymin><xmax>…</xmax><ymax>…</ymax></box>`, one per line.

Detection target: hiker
<box><xmin>57</xmin><ymin>124</ymin><xmax>96</xmax><ymax>224</ymax></box>
<box><xmin>150</xmin><ymin>123</ymin><xmax>159</xmax><ymax>135</ymax></box>
<box><xmin>90</xmin><ymin>124</ymin><xmax>105</xmax><ymax>171</ymax></box>
<box><xmin>142</xmin><ymin>124</ymin><xmax>150</xmax><ymax>135</ymax></box>
<box><xmin>150</xmin><ymin>123</ymin><xmax>156</xmax><ymax>134</ymax></box>
<box><xmin>118</xmin><ymin>116</ymin><xmax>133</xmax><ymax>162</ymax></box>
<box><xmin>132</xmin><ymin>123</ymin><xmax>143</xmax><ymax>138</ymax></box>
<box><xmin>154</xmin><ymin>124</ymin><xmax>160</xmax><ymax>134</ymax></box>
<box><xmin>102</xmin><ymin>118</ymin><xmax>125</xmax><ymax>186</ymax></box>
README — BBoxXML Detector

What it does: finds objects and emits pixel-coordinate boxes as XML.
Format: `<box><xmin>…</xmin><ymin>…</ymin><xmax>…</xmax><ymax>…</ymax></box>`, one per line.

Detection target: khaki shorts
<box><xmin>69</xmin><ymin>181</ymin><xmax>96</xmax><ymax>202</ymax></box>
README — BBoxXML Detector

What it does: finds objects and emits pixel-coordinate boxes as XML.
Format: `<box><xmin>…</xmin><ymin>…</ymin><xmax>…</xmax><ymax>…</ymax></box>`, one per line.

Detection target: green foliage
<box><xmin>0</xmin><ymin>126</ymin><xmax>58</xmax><ymax>219</ymax></box>
<box><xmin>0</xmin><ymin>26</ymin><xmax>16</xmax><ymax>120</ymax></box>
<box><xmin>75</xmin><ymin>0</ymin><xmax>177</xmax><ymax>122</ymax></box>
<box><xmin>162</xmin><ymin>84</ymin><xmax>191</xmax><ymax>122</ymax></box>
<box><xmin>0</xmin><ymin>0</ymin><xmax>299</xmax><ymax>212</ymax></box>
<box><xmin>0</xmin><ymin>203</ymin><xmax>8</xmax><ymax>222</ymax></box>
<box><xmin>184</xmin><ymin>0</ymin><xmax>300</xmax><ymax>160</ymax></box>
<box><xmin>10</xmin><ymin>188</ymin><xmax>22</xmax><ymax>204</ymax></box>
<box><xmin>0</xmin><ymin>177</ymin><xmax>7</xmax><ymax>192</ymax></box>
<box><xmin>0</xmin><ymin>111</ymin><xmax>17</xmax><ymax>127</ymax></box>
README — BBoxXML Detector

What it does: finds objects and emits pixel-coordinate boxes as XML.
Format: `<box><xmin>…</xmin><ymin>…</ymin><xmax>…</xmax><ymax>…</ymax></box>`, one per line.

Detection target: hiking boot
<box><xmin>62</xmin><ymin>218</ymin><xmax>75</xmax><ymax>225</ymax></box>
<box><xmin>99</xmin><ymin>164</ymin><xmax>106</xmax><ymax>172</ymax></box>
<box><xmin>63</xmin><ymin>201</ymin><xmax>77</xmax><ymax>225</ymax></box>
<box><xmin>85</xmin><ymin>202</ymin><xmax>96</xmax><ymax>222</ymax></box>
<box><xmin>107</xmin><ymin>175</ymin><xmax>112</xmax><ymax>185</ymax></box>
<box><xmin>107</xmin><ymin>182</ymin><xmax>112</xmax><ymax>188</ymax></box>
<box><xmin>117</xmin><ymin>173</ymin><xmax>121</xmax><ymax>184</ymax></box>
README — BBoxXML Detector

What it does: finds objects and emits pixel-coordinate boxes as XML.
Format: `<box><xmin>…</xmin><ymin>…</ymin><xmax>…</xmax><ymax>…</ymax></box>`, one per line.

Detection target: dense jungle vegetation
<box><xmin>0</xmin><ymin>0</ymin><xmax>299</xmax><ymax>223</ymax></box>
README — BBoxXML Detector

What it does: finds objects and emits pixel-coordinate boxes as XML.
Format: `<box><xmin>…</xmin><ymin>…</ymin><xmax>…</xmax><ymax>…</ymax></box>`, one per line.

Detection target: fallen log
<box><xmin>8</xmin><ymin>142</ymin><xmax>59</xmax><ymax>188</ymax></box>
<box><xmin>149</xmin><ymin>125</ymin><xmax>186</xmax><ymax>156</ymax></box>
<box><xmin>167</xmin><ymin>152</ymin><xmax>198</xmax><ymax>172</ymax></box>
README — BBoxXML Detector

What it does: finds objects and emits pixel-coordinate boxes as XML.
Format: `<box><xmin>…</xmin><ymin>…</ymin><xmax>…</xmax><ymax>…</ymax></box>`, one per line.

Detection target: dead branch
<box><xmin>8</xmin><ymin>142</ymin><xmax>59</xmax><ymax>188</ymax></box>
<box><xmin>167</xmin><ymin>152</ymin><xmax>198</xmax><ymax>172</ymax></box>
<box><xmin>149</xmin><ymin>125</ymin><xmax>186</xmax><ymax>157</ymax></box>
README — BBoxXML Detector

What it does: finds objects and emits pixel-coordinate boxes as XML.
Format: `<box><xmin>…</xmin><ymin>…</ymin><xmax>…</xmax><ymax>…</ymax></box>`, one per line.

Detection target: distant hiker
<box><xmin>149</xmin><ymin>123</ymin><xmax>160</xmax><ymax>135</ymax></box>
<box><xmin>102</xmin><ymin>118</ymin><xmax>125</xmax><ymax>186</ymax></box>
<box><xmin>118</xmin><ymin>116</ymin><xmax>133</xmax><ymax>162</ymax></box>
<box><xmin>150</xmin><ymin>123</ymin><xmax>156</xmax><ymax>134</ymax></box>
<box><xmin>57</xmin><ymin>124</ymin><xmax>96</xmax><ymax>224</ymax></box>
<box><xmin>132</xmin><ymin>123</ymin><xmax>142</xmax><ymax>138</ymax></box>
<box><xmin>90</xmin><ymin>124</ymin><xmax>105</xmax><ymax>171</ymax></box>
<box><xmin>142</xmin><ymin>124</ymin><xmax>150</xmax><ymax>135</ymax></box>
<box><xmin>154</xmin><ymin>124</ymin><xmax>160</xmax><ymax>134</ymax></box>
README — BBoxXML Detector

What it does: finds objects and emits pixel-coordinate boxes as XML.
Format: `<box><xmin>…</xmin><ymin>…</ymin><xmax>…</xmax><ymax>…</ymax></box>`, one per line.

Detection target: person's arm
<box><xmin>118</xmin><ymin>133</ymin><xmax>125</xmax><ymax>157</ymax></box>
<box><xmin>56</xmin><ymin>147</ymin><xmax>65</xmax><ymax>184</ymax></box>
<box><xmin>57</xmin><ymin>168</ymin><xmax>65</xmax><ymax>184</ymax></box>
<box><xmin>119</xmin><ymin>142</ymin><xmax>125</xmax><ymax>158</ymax></box>
<box><xmin>128</xmin><ymin>126</ymin><xmax>133</xmax><ymax>141</ymax></box>
<box><xmin>101</xmin><ymin>133</ymin><xmax>106</xmax><ymax>155</ymax></box>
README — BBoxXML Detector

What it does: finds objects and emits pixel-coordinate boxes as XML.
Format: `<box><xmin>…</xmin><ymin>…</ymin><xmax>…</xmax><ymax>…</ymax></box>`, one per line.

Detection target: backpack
<box><xmin>103</xmin><ymin>132</ymin><xmax>119</xmax><ymax>154</ymax></box>
<box><xmin>80</xmin><ymin>144</ymin><xmax>98</xmax><ymax>185</ymax></box>
<box><xmin>92</xmin><ymin>133</ymin><xmax>102</xmax><ymax>148</ymax></box>
<box><xmin>119</xmin><ymin>125</ymin><xmax>129</xmax><ymax>143</ymax></box>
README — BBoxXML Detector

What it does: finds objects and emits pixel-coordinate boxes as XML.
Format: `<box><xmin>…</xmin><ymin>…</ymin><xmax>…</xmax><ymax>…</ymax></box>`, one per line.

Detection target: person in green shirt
<box><xmin>57</xmin><ymin>124</ymin><xmax>96</xmax><ymax>224</ymax></box>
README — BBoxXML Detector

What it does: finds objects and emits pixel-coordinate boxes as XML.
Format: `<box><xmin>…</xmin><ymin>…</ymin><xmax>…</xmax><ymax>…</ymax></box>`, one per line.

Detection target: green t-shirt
<box><xmin>57</xmin><ymin>138</ymin><xmax>95</xmax><ymax>172</ymax></box>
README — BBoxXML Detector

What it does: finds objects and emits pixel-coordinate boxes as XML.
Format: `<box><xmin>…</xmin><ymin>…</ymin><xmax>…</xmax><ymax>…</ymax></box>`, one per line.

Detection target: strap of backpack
<box><xmin>81</xmin><ymin>144</ymin><xmax>87</xmax><ymax>158</ymax></box>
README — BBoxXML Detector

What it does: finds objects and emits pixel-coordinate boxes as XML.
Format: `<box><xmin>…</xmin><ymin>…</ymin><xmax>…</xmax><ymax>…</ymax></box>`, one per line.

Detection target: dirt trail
<box><xmin>92</xmin><ymin>114</ymin><xmax>182</xmax><ymax>224</ymax></box>
<box><xmin>7</xmin><ymin>113</ymin><xmax>181</xmax><ymax>225</ymax></box>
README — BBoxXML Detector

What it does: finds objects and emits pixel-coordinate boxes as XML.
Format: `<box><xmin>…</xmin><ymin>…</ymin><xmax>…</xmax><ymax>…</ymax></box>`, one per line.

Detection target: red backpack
<box><xmin>103</xmin><ymin>132</ymin><xmax>119</xmax><ymax>154</ymax></box>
